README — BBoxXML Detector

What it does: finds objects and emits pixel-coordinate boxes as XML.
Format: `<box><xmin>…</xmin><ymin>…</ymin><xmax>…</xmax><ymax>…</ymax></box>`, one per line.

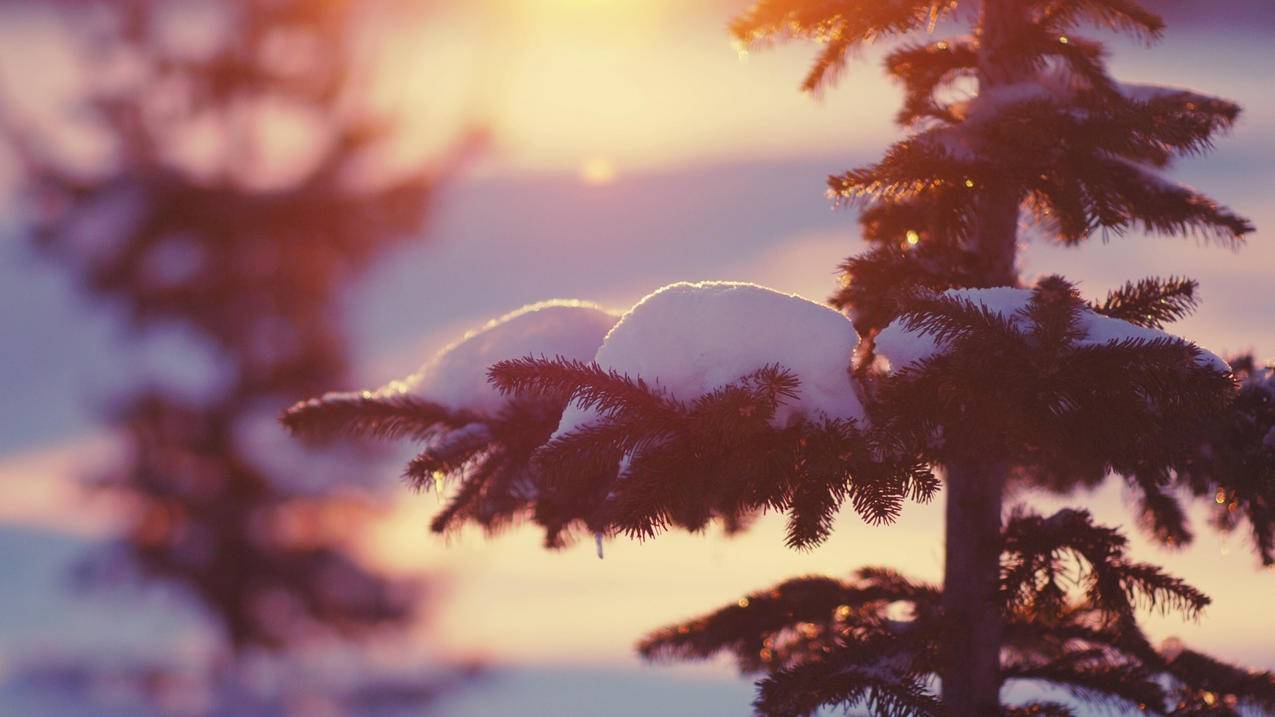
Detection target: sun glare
<box><xmin>579</xmin><ymin>156</ymin><xmax>617</xmax><ymax>185</ymax></box>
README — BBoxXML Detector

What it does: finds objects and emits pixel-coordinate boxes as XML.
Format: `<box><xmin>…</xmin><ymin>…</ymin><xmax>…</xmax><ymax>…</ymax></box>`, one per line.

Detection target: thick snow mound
<box><xmin>874</xmin><ymin>287</ymin><xmax>1230</xmax><ymax>374</ymax></box>
<box><xmin>557</xmin><ymin>281</ymin><xmax>865</xmax><ymax>435</ymax></box>
<box><xmin>382</xmin><ymin>300</ymin><xmax>620</xmax><ymax>416</ymax></box>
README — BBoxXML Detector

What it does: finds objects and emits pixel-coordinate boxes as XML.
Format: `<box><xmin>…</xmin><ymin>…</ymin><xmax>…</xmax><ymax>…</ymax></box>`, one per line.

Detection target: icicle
<box><xmin>432</xmin><ymin>470</ymin><xmax>446</xmax><ymax>496</ymax></box>
<box><xmin>595</xmin><ymin>532</ymin><xmax>605</xmax><ymax>560</ymax></box>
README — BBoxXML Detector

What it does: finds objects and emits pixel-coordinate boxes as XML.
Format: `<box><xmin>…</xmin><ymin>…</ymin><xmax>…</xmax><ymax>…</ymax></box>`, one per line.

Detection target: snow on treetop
<box><xmin>556</xmin><ymin>281</ymin><xmax>866</xmax><ymax>436</ymax></box>
<box><xmin>946</xmin><ymin>74</ymin><xmax>1217</xmax><ymax>129</ymax></box>
<box><xmin>378</xmin><ymin>300</ymin><xmax>620</xmax><ymax>416</ymax></box>
<box><xmin>874</xmin><ymin>287</ymin><xmax>1230</xmax><ymax>374</ymax></box>
<box><xmin>1117</xmin><ymin>81</ymin><xmax>1215</xmax><ymax>104</ymax></box>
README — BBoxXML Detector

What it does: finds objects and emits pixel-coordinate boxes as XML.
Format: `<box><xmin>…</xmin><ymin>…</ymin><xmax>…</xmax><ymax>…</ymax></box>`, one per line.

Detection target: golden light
<box><xmin>579</xmin><ymin>156</ymin><xmax>617</xmax><ymax>185</ymax></box>
<box><xmin>905</xmin><ymin>229</ymin><xmax>921</xmax><ymax>245</ymax></box>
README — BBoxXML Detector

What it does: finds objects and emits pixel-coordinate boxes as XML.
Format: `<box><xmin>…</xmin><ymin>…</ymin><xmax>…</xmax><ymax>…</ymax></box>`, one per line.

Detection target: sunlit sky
<box><xmin>0</xmin><ymin>0</ymin><xmax>1273</xmax><ymax>701</ymax></box>
<box><xmin>363</xmin><ymin>0</ymin><xmax>897</xmax><ymax>175</ymax></box>
<box><xmin>364</xmin><ymin>0</ymin><xmax>1275</xmax><ymax>176</ymax></box>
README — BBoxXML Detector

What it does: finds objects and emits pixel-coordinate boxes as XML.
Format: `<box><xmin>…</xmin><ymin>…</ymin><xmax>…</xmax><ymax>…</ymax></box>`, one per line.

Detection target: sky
<box><xmin>0</xmin><ymin>1</ymin><xmax>1273</xmax><ymax>715</ymax></box>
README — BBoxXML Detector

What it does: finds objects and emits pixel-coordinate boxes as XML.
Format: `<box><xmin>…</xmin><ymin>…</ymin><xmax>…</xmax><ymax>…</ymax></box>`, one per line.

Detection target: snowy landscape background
<box><xmin>0</xmin><ymin>1</ymin><xmax>1272</xmax><ymax>715</ymax></box>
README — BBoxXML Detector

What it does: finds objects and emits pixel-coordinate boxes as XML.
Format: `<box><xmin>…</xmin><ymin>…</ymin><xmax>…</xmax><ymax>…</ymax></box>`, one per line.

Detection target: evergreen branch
<box><xmin>609</xmin><ymin>447</ymin><xmax>697</xmax><ymax>540</ymax></box>
<box><xmin>1039</xmin><ymin>0</ymin><xmax>1165</xmax><ymax>39</ymax></box>
<box><xmin>1066</xmin><ymin>336</ymin><xmax>1231</xmax><ymax>399</ymax></box>
<box><xmin>640</xmin><ymin>558</ymin><xmax>1254</xmax><ymax>717</ymax></box>
<box><xmin>638</xmin><ymin>575</ymin><xmax>857</xmax><ymax>670</ymax></box>
<box><xmin>896</xmin><ymin>292</ymin><xmax>1024</xmax><ymax>348</ymax></box>
<box><xmin>1033</xmin><ymin>146</ymin><xmax>1250</xmax><ymax>247</ymax></box>
<box><xmin>1003</xmin><ymin>652</ymin><xmax>1166</xmax><ymax>712</ymax></box>
<box><xmin>1034</xmin><ymin>32</ymin><xmax>1113</xmax><ymax>94</ymax></box>
<box><xmin>1001</xmin><ymin>508</ymin><xmax>1210</xmax><ymax>622</ymax></box>
<box><xmin>280</xmin><ymin>391</ymin><xmax>475</xmax><ymax>442</ymax></box>
<box><xmin>1104</xmin><ymin>561</ymin><xmax>1210</xmax><ymax>619</ymax></box>
<box><xmin>1024</xmin><ymin>275</ymin><xmax>1087</xmax><ymax>355</ymax></box>
<box><xmin>1002</xmin><ymin>610</ymin><xmax>1164</xmax><ymax>673</ymax></box>
<box><xmin>886</xmin><ymin>39</ymin><xmax>978</xmax><ymax>125</ymax></box>
<box><xmin>1120</xmin><ymin>89</ymin><xmax>1241</xmax><ymax>159</ymax></box>
<box><xmin>831</xmin><ymin>88</ymin><xmax>1250</xmax><ymax>247</ymax></box>
<box><xmin>510</xmin><ymin>361</ymin><xmax>929</xmax><ymax>549</ymax></box>
<box><xmin>784</xmin><ymin>421</ymin><xmax>856</xmax><ymax>548</ymax></box>
<box><xmin>754</xmin><ymin>657</ymin><xmax>941</xmax><ymax>717</ymax></box>
<box><xmin>995</xmin><ymin>26</ymin><xmax>1117</xmax><ymax>99</ymax></box>
<box><xmin>403</xmin><ymin>425</ymin><xmax>493</xmax><ymax>489</ymax></box>
<box><xmin>855</xmin><ymin>193</ymin><xmax>975</xmax><ymax>247</ymax></box>
<box><xmin>427</xmin><ymin>449</ymin><xmax>506</xmax><ymax>533</ymax></box>
<box><xmin>1164</xmin><ymin>647</ymin><xmax>1275</xmax><ymax>713</ymax></box>
<box><xmin>1129</xmin><ymin>475</ymin><xmax>1194</xmax><ymax>550</ymax></box>
<box><xmin>489</xmin><ymin>356</ymin><xmax>682</xmax><ymax>420</ymax></box>
<box><xmin>831</xmin><ymin>240</ymin><xmax>986</xmax><ymax>336</ymax></box>
<box><xmin>1002</xmin><ymin>508</ymin><xmax>1125</xmax><ymax>618</ymax></box>
<box><xmin>382</xmin><ymin>398</ymin><xmax>566</xmax><ymax>540</ymax></box>
<box><xmin>844</xmin><ymin>457</ymin><xmax>918</xmax><ymax>528</ymax></box>
<box><xmin>872</xmin><ymin>276</ymin><xmax>1234</xmax><ymax>482</ymax></box>
<box><xmin>1092</xmin><ymin>276</ymin><xmax>1199</xmax><ymax>328</ymax></box>
<box><xmin>829</xmin><ymin>135</ymin><xmax>978</xmax><ymax>205</ymax></box>
<box><xmin>532</xmin><ymin>418</ymin><xmax>633</xmax><ymax>505</ymax></box>
<box><xmin>639</xmin><ymin>568</ymin><xmax>938</xmax><ymax>674</ymax></box>
<box><xmin>852</xmin><ymin>566</ymin><xmax>939</xmax><ymax>604</ymax></box>
<box><xmin>689</xmin><ymin>364</ymin><xmax>802</xmax><ymax>423</ymax></box>
<box><xmin>730</xmin><ymin>0</ymin><xmax>949</xmax><ymax>93</ymax></box>
<box><xmin>1167</xmin><ymin>357</ymin><xmax>1275</xmax><ymax>566</ymax></box>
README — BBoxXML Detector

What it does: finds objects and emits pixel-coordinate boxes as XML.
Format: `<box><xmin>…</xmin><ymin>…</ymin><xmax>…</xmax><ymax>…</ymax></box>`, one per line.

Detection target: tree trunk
<box><xmin>941</xmin><ymin>459</ymin><xmax>1008</xmax><ymax>715</ymax></box>
<box><xmin>969</xmin><ymin>0</ymin><xmax>1030</xmax><ymax>288</ymax></box>
<box><xmin>938</xmin><ymin>1</ymin><xmax>1027</xmax><ymax>713</ymax></box>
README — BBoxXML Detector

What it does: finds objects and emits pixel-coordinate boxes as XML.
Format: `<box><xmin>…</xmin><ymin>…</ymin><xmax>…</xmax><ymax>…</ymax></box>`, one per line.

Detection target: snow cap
<box><xmin>874</xmin><ymin>287</ymin><xmax>1230</xmax><ymax>374</ymax></box>
<box><xmin>386</xmin><ymin>300</ymin><xmax>620</xmax><ymax>416</ymax></box>
<box><xmin>557</xmin><ymin>281</ymin><xmax>866</xmax><ymax>435</ymax></box>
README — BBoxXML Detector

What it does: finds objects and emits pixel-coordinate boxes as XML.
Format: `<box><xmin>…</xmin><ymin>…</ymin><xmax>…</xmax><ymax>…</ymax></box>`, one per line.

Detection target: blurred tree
<box><xmin>281</xmin><ymin>0</ymin><xmax>1274</xmax><ymax>715</ymax></box>
<box><xmin>2</xmin><ymin>0</ymin><xmax>478</xmax><ymax>712</ymax></box>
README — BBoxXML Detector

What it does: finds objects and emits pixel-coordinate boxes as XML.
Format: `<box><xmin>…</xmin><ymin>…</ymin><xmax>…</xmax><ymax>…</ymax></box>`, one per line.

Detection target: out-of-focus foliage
<box><xmin>2</xmin><ymin>0</ymin><xmax>477</xmax><ymax>712</ymax></box>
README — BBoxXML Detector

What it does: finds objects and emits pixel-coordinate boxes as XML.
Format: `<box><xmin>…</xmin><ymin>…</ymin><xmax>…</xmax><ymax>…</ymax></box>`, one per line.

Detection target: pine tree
<box><xmin>3</xmin><ymin>0</ymin><xmax>474</xmax><ymax>711</ymax></box>
<box><xmin>282</xmin><ymin>0</ymin><xmax>1274</xmax><ymax>714</ymax></box>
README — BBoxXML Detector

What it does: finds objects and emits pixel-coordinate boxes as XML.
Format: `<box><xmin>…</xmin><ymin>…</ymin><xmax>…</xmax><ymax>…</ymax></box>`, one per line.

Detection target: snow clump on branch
<box><xmin>874</xmin><ymin>286</ymin><xmax>1229</xmax><ymax>374</ymax></box>
<box><xmin>380</xmin><ymin>300</ymin><xmax>621</xmax><ymax>416</ymax></box>
<box><xmin>556</xmin><ymin>281</ymin><xmax>866</xmax><ymax>436</ymax></box>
